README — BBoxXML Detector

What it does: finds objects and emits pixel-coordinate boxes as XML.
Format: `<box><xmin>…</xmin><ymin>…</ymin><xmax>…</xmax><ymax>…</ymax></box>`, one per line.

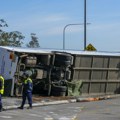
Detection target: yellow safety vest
<box><xmin>24</xmin><ymin>78</ymin><xmax>32</xmax><ymax>84</ymax></box>
<box><xmin>0</xmin><ymin>76</ymin><xmax>4</xmax><ymax>94</ymax></box>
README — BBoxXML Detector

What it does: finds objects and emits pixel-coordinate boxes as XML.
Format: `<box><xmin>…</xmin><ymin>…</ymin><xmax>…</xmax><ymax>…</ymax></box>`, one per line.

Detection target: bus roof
<box><xmin>0</xmin><ymin>46</ymin><xmax>120</xmax><ymax>57</ymax></box>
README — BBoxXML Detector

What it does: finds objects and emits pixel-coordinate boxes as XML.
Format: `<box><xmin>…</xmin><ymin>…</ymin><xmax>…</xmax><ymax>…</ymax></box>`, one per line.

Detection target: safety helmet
<box><xmin>24</xmin><ymin>70</ymin><xmax>32</xmax><ymax>77</ymax></box>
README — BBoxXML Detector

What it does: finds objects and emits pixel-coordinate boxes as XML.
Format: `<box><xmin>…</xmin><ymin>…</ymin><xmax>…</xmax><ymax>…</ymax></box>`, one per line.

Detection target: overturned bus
<box><xmin>0</xmin><ymin>46</ymin><xmax>120</xmax><ymax>96</ymax></box>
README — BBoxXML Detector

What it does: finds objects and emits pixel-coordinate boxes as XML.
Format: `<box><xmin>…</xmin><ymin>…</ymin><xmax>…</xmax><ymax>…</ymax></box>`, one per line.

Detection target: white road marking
<box><xmin>28</xmin><ymin>113</ymin><xmax>42</xmax><ymax>117</ymax></box>
<box><xmin>0</xmin><ymin>116</ymin><xmax>12</xmax><ymax>119</ymax></box>
<box><xmin>44</xmin><ymin>118</ymin><xmax>54</xmax><ymax>120</ymax></box>
<box><xmin>3</xmin><ymin>111</ymin><xmax>18</xmax><ymax>116</ymax></box>
<box><xmin>59</xmin><ymin>117</ymin><xmax>72</xmax><ymax>120</ymax></box>
<box><xmin>49</xmin><ymin>112</ymin><xmax>54</xmax><ymax>113</ymax></box>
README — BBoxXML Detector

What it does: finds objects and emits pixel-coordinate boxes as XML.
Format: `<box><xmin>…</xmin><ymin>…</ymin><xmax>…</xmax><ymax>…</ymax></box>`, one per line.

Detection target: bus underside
<box><xmin>15</xmin><ymin>51</ymin><xmax>73</xmax><ymax>96</ymax></box>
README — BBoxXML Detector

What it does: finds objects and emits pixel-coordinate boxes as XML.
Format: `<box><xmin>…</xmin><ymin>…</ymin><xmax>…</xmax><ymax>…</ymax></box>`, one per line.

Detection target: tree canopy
<box><xmin>0</xmin><ymin>19</ymin><xmax>40</xmax><ymax>48</ymax></box>
<box><xmin>26</xmin><ymin>33</ymin><xmax>40</xmax><ymax>48</ymax></box>
<box><xmin>0</xmin><ymin>19</ymin><xmax>25</xmax><ymax>47</ymax></box>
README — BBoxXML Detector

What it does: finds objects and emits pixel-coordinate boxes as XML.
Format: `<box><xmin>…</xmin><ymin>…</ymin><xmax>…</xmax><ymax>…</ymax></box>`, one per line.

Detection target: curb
<box><xmin>76</xmin><ymin>95</ymin><xmax>112</xmax><ymax>102</ymax></box>
<box><xmin>3</xmin><ymin>94</ymin><xmax>120</xmax><ymax>110</ymax></box>
<box><xmin>3</xmin><ymin>99</ymin><xmax>77</xmax><ymax>110</ymax></box>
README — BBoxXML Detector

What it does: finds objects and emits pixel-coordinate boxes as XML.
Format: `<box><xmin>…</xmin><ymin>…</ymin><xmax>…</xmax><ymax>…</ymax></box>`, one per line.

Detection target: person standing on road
<box><xmin>18</xmin><ymin>72</ymin><xmax>33</xmax><ymax>109</ymax></box>
<box><xmin>0</xmin><ymin>75</ymin><xmax>4</xmax><ymax>112</ymax></box>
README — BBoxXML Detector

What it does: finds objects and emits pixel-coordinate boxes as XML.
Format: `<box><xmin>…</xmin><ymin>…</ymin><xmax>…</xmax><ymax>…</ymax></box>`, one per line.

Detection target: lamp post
<box><xmin>63</xmin><ymin>23</ymin><xmax>90</xmax><ymax>50</ymax></box>
<box><xmin>63</xmin><ymin>0</ymin><xmax>87</xmax><ymax>50</ymax></box>
<box><xmin>63</xmin><ymin>23</ymin><xmax>84</xmax><ymax>50</ymax></box>
<box><xmin>84</xmin><ymin>0</ymin><xmax>87</xmax><ymax>50</ymax></box>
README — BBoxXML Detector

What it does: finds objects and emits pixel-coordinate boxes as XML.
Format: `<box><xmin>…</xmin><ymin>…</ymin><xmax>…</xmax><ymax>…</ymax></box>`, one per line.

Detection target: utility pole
<box><xmin>84</xmin><ymin>0</ymin><xmax>87</xmax><ymax>50</ymax></box>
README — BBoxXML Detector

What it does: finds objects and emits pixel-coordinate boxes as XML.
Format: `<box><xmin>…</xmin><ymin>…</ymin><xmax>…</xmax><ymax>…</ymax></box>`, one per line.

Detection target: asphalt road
<box><xmin>77</xmin><ymin>96</ymin><xmax>120</xmax><ymax>120</ymax></box>
<box><xmin>0</xmin><ymin>96</ymin><xmax>120</xmax><ymax>120</ymax></box>
<box><xmin>0</xmin><ymin>103</ymin><xmax>82</xmax><ymax>120</ymax></box>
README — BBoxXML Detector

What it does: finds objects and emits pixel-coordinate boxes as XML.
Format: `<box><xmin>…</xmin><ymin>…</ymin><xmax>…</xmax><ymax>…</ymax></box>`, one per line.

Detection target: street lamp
<box><xmin>63</xmin><ymin>24</ymin><xmax>83</xmax><ymax>50</ymax></box>
<box><xmin>84</xmin><ymin>0</ymin><xmax>87</xmax><ymax>50</ymax></box>
<box><xmin>63</xmin><ymin>23</ymin><xmax>90</xmax><ymax>50</ymax></box>
<box><xmin>63</xmin><ymin>0</ymin><xmax>87</xmax><ymax>50</ymax></box>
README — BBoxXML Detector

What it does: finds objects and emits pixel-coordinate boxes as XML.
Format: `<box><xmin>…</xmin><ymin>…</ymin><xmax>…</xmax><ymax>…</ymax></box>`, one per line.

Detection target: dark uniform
<box><xmin>0</xmin><ymin>75</ymin><xmax>4</xmax><ymax>112</ymax></box>
<box><xmin>18</xmin><ymin>74</ymin><xmax>33</xmax><ymax>109</ymax></box>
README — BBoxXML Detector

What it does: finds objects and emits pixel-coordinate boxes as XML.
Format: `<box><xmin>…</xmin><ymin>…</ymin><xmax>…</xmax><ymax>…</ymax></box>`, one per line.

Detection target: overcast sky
<box><xmin>1</xmin><ymin>0</ymin><xmax>120</xmax><ymax>51</ymax></box>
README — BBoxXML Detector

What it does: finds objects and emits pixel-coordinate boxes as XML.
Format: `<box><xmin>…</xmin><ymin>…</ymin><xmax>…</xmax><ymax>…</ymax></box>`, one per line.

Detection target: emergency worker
<box><xmin>0</xmin><ymin>75</ymin><xmax>4</xmax><ymax>112</ymax></box>
<box><xmin>18</xmin><ymin>72</ymin><xmax>33</xmax><ymax>109</ymax></box>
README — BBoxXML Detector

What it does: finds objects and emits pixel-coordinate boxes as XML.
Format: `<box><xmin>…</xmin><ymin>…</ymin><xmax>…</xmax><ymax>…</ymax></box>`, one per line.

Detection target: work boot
<box><xmin>0</xmin><ymin>108</ymin><xmax>5</xmax><ymax>112</ymax></box>
<box><xmin>18</xmin><ymin>106</ymin><xmax>24</xmax><ymax>109</ymax></box>
<box><xmin>27</xmin><ymin>104</ymin><xmax>32</xmax><ymax>109</ymax></box>
<box><xmin>0</xmin><ymin>106</ymin><xmax>4</xmax><ymax>112</ymax></box>
<box><xmin>0</xmin><ymin>105</ymin><xmax>2</xmax><ymax>112</ymax></box>
<box><xmin>0</xmin><ymin>108</ymin><xmax>2</xmax><ymax>112</ymax></box>
<box><xmin>27</xmin><ymin>106</ymin><xmax>32</xmax><ymax>109</ymax></box>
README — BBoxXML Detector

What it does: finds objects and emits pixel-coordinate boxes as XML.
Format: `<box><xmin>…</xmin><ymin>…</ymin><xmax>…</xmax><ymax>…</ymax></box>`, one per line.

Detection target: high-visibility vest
<box><xmin>24</xmin><ymin>78</ymin><xmax>32</xmax><ymax>84</ymax></box>
<box><xmin>0</xmin><ymin>76</ymin><xmax>4</xmax><ymax>94</ymax></box>
<box><xmin>23</xmin><ymin>77</ymin><xmax>33</xmax><ymax>93</ymax></box>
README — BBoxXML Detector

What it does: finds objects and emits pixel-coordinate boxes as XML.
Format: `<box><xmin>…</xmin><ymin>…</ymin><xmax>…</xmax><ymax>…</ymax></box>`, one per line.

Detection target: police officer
<box><xmin>18</xmin><ymin>72</ymin><xmax>33</xmax><ymax>109</ymax></box>
<box><xmin>0</xmin><ymin>75</ymin><xmax>4</xmax><ymax>112</ymax></box>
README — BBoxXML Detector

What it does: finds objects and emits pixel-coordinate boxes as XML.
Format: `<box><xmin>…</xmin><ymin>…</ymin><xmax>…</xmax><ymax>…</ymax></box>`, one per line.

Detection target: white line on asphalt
<box><xmin>59</xmin><ymin>117</ymin><xmax>73</xmax><ymax>120</ymax></box>
<box><xmin>44</xmin><ymin>117</ymin><xmax>54</xmax><ymax>120</ymax></box>
<box><xmin>0</xmin><ymin>116</ymin><xmax>12</xmax><ymax>119</ymax></box>
<box><xmin>3</xmin><ymin>111</ymin><xmax>19</xmax><ymax>116</ymax></box>
<box><xmin>28</xmin><ymin>113</ymin><xmax>42</xmax><ymax>117</ymax></box>
<box><xmin>71</xmin><ymin>115</ymin><xmax>77</xmax><ymax>120</ymax></box>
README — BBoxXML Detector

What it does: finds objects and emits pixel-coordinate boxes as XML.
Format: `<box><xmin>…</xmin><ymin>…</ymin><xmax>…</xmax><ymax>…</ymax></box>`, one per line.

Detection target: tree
<box><xmin>0</xmin><ymin>19</ymin><xmax>25</xmax><ymax>47</ymax></box>
<box><xmin>0</xmin><ymin>19</ymin><xmax>8</xmax><ymax>28</ymax></box>
<box><xmin>0</xmin><ymin>19</ymin><xmax>8</xmax><ymax>45</ymax></box>
<box><xmin>26</xmin><ymin>33</ymin><xmax>40</xmax><ymax>48</ymax></box>
<box><xmin>7</xmin><ymin>31</ymin><xmax>25</xmax><ymax>47</ymax></box>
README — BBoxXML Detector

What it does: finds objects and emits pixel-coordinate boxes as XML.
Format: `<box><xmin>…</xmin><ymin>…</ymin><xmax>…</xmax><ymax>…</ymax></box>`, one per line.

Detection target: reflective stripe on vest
<box><xmin>0</xmin><ymin>76</ymin><xmax>4</xmax><ymax>94</ymax></box>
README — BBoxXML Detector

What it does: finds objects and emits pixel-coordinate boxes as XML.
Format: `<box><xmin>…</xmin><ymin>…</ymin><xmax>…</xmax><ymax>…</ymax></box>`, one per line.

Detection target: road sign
<box><xmin>86</xmin><ymin>44</ymin><xmax>96</xmax><ymax>51</ymax></box>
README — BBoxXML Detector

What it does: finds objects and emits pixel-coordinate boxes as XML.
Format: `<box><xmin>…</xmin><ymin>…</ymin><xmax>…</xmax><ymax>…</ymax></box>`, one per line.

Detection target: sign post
<box><xmin>85</xmin><ymin>44</ymin><xmax>96</xmax><ymax>51</ymax></box>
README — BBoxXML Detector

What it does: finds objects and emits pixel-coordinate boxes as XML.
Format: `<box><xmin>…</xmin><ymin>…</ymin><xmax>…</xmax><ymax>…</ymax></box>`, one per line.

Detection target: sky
<box><xmin>0</xmin><ymin>0</ymin><xmax>120</xmax><ymax>52</ymax></box>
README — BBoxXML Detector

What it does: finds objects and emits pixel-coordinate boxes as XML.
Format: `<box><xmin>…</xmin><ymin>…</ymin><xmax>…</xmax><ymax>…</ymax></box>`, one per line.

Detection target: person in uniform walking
<box><xmin>18</xmin><ymin>71</ymin><xmax>33</xmax><ymax>109</ymax></box>
<box><xmin>0</xmin><ymin>75</ymin><xmax>4</xmax><ymax>112</ymax></box>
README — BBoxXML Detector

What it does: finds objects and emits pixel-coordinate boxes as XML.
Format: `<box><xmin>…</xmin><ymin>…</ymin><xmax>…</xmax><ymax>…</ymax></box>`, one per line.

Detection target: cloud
<box><xmin>43</xmin><ymin>14</ymin><xmax>68</xmax><ymax>22</ymax></box>
<box><xmin>7</xmin><ymin>13</ymin><xmax>69</xmax><ymax>32</ymax></box>
<box><xmin>88</xmin><ymin>22</ymin><xmax>120</xmax><ymax>31</ymax></box>
<box><xmin>42</xmin><ymin>26</ymin><xmax>63</xmax><ymax>36</ymax></box>
<box><xmin>40</xmin><ymin>24</ymin><xmax>84</xmax><ymax>37</ymax></box>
